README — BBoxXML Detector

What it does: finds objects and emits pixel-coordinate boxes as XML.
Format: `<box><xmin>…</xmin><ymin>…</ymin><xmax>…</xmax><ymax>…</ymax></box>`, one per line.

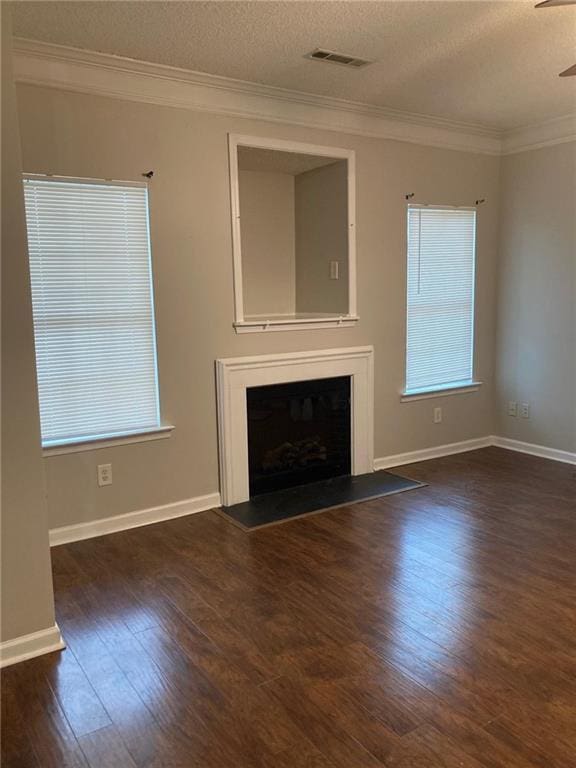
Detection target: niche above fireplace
<box><xmin>216</xmin><ymin>347</ymin><xmax>374</xmax><ymax>506</ymax></box>
<box><xmin>228</xmin><ymin>134</ymin><xmax>358</xmax><ymax>333</ymax></box>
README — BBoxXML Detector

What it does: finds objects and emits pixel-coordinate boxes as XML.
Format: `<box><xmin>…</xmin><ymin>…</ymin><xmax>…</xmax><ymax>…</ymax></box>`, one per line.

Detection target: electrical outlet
<box><xmin>508</xmin><ymin>401</ymin><xmax>518</xmax><ymax>417</ymax></box>
<box><xmin>97</xmin><ymin>463</ymin><xmax>113</xmax><ymax>487</ymax></box>
<box><xmin>520</xmin><ymin>402</ymin><xmax>530</xmax><ymax>419</ymax></box>
<box><xmin>329</xmin><ymin>260</ymin><xmax>339</xmax><ymax>280</ymax></box>
<box><xmin>433</xmin><ymin>406</ymin><xmax>442</xmax><ymax>424</ymax></box>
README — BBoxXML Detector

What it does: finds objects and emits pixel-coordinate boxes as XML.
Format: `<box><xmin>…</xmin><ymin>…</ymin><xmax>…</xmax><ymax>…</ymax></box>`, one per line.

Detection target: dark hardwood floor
<box><xmin>2</xmin><ymin>447</ymin><xmax>575</xmax><ymax>767</ymax></box>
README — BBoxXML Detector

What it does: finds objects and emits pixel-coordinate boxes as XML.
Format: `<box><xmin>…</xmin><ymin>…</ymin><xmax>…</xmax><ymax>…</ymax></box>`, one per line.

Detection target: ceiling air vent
<box><xmin>305</xmin><ymin>48</ymin><xmax>373</xmax><ymax>69</ymax></box>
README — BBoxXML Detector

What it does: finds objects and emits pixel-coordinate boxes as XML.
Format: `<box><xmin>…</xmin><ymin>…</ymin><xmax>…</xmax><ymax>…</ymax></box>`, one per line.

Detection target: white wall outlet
<box><xmin>433</xmin><ymin>406</ymin><xmax>442</xmax><ymax>424</ymax></box>
<box><xmin>97</xmin><ymin>463</ymin><xmax>113</xmax><ymax>487</ymax></box>
<box><xmin>520</xmin><ymin>402</ymin><xmax>531</xmax><ymax>419</ymax></box>
<box><xmin>508</xmin><ymin>401</ymin><xmax>518</xmax><ymax>417</ymax></box>
<box><xmin>329</xmin><ymin>260</ymin><xmax>339</xmax><ymax>280</ymax></box>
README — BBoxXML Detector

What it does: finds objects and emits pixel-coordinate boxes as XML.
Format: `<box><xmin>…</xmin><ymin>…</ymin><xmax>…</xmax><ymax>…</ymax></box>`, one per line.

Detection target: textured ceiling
<box><xmin>238</xmin><ymin>147</ymin><xmax>341</xmax><ymax>175</ymax></box>
<box><xmin>11</xmin><ymin>0</ymin><xmax>576</xmax><ymax>130</ymax></box>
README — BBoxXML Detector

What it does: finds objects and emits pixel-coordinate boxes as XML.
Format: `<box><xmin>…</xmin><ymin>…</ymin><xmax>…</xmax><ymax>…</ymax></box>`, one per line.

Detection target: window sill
<box><xmin>234</xmin><ymin>313</ymin><xmax>359</xmax><ymax>333</ymax></box>
<box><xmin>401</xmin><ymin>381</ymin><xmax>482</xmax><ymax>402</ymax></box>
<box><xmin>42</xmin><ymin>425</ymin><xmax>175</xmax><ymax>456</ymax></box>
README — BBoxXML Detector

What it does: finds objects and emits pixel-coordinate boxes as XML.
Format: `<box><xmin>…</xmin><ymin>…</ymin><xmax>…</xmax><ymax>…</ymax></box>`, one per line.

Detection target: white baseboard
<box><xmin>49</xmin><ymin>491</ymin><xmax>221</xmax><ymax>546</ymax></box>
<box><xmin>48</xmin><ymin>436</ymin><xmax>574</xmax><ymax>547</ymax></box>
<box><xmin>375</xmin><ymin>434</ymin><xmax>576</xmax><ymax>470</ymax></box>
<box><xmin>491</xmin><ymin>436</ymin><xmax>576</xmax><ymax>465</ymax></box>
<box><xmin>0</xmin><ymin>623</ymin><xmax>65</xmax><ymax>668</ymax></box>
<box><xmin>374</xmin><ymin>436</ymin><xmax>493</xmax><ymax>470</ymax></box>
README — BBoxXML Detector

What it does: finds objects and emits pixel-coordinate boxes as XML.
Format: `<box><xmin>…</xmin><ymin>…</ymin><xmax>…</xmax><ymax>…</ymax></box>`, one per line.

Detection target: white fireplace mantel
<box><xmin>215</xmin><ymin>346</ymin><xmax>374</xmax><ymax>506</ymax></box>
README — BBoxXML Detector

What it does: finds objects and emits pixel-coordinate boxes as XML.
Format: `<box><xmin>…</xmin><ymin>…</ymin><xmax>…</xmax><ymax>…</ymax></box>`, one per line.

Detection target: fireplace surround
<box><xmin>216</xmin><ymin>347</ymin><xmax>374</xmax><ymax>506</ymax></box>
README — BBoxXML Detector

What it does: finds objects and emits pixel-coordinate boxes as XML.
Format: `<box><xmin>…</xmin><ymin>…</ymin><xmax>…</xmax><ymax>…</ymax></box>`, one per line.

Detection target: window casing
<box><xmin>23</xmin><ymin>175</ymin><xmax>164</xmax><ymax>448</ymax></box>
<box><xmin>405</xmin><ymin>205</ymin><xmax>477</xmax><ymax>396</ymax></box>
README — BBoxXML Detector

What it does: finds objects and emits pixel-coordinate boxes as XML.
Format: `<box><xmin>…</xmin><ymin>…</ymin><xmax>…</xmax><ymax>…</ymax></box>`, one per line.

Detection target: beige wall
<box><xmin>295</xmin><ymin>161</ymin><xmax>349</xmax><ymax>315</ymax></box>
<box><xmin>16</xmin><ymin>84</ymin><xmax>500</xmax><ymax>529</ymax></box>
<box><xmin>496</xmin><ymin>142</ymin><xmax>576</xmax><ymax>452</ymax></box>
<box><xmin>1</xmin><ymin>12</ymin><xmax>56</xmax><ymax>642</ymax></box>
<box><xmin>239</xmin><ymin>169</ymin><xmax>295</xmax><ymax>316</ymax></box>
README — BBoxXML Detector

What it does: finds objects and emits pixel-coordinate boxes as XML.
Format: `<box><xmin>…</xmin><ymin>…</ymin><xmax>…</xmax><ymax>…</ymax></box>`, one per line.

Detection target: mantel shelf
<box><xmin>234</xmin><ymin>314</ymin><xmax>359</xmax><ymax>333</ymax></box>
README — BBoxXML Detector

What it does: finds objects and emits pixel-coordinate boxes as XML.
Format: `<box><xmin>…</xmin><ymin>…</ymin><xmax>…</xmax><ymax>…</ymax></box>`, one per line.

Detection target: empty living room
<box><xmin>1</xmin><ymin>1</ymin><xmax>575</xmax><ymax>766</ymax></box>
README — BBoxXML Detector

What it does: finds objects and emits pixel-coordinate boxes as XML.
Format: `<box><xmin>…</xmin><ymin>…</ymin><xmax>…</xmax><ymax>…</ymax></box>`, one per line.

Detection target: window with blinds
<box><xmin>405</xmin><ymin>205</ymin><xmax>476</xmax><ymax>395</ymax></box>
<box><xmin>23</xmin><ymin>175</ymin><xmax>162</xmax><ymax>447</ymax></box>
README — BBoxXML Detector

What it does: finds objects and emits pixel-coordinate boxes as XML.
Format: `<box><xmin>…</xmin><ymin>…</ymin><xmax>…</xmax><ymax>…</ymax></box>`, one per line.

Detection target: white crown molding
<box><xmin>49</xmin><ymin>491</ymin><xmax>221</xmax><ymax>546</ymax></box>
<box><xmin>11</xmin><ymin>39</ymin><xmax>575</xmax><ymax>157</ymax></box>
<box><xmin>12</xmin><ymin>38</ymin><xmax>503</xmax><ymax>155</ymax></box>
<box><xmin>13</xmin><ymin>39</ymin><xmax>574</xmax><ymax>156</ymax></box>
<box><xmin>0</xmin><ymin>623</ymin><xmax>65</xmax><ymax>668</ymax></box>
<box><xmin>501</xmin><ymin>114</ymin><xmax>576</xmax><ymax>155</ymax></box>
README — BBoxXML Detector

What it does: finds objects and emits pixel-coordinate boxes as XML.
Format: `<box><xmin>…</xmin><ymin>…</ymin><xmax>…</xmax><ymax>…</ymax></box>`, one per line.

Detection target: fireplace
<box><xmin>216</xmin><ymin>347</ymin><xmax>374</xmax><ymax>506</ymax></box>
<box><xmin>247</xmin><ymin>376</ymin><xmax>351</xmax><ymax>496</ymax></box>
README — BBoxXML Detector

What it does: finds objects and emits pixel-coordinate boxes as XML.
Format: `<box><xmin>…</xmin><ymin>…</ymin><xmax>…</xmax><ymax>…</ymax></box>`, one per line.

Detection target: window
<box><xmin>405</xmin><ymin>205</ymin><xmax>477</xmax><ymax>396</ymax></box>
<box><xmin>23</xmin><ymin>175</ymin><xmax>164</xmax><ymax>448</ymax></box>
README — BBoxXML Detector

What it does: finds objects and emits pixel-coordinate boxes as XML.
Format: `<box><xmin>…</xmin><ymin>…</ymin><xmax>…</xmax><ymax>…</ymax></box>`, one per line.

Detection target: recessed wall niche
<box><xmin>228</xmin><ymin>135</ymin><xmax>357</xmax><ymax>332</ymax></box>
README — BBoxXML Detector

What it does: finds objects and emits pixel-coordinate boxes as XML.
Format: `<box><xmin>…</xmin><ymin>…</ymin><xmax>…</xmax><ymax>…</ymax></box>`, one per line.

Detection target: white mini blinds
<box><xmin>405</xmin><ymin>206</ymin><xmax>477</xmax><ymax>395</ymax></box>
<box><xmin>23</xmin><ymin>176</ymin><xmax>161</xmax><ymax>447</ymax></box>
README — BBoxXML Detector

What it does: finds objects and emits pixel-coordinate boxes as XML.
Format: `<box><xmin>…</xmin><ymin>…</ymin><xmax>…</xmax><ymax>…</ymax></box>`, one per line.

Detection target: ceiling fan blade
<box><xmin>536</xmin><ymin>0</ymin><xmax>576</xmax><ymax>6</ymax></box>
<box><xmin>559</xmin><ymin>63</ymin><xmax>576</xmax><ymax>76</ymax></box>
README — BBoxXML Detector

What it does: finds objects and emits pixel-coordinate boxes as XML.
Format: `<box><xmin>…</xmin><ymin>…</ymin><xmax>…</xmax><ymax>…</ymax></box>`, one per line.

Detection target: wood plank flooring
<box><xmin>2</xmin><ymin>447</ymin><xmax>575</xmax><ymax>767</ymax></box>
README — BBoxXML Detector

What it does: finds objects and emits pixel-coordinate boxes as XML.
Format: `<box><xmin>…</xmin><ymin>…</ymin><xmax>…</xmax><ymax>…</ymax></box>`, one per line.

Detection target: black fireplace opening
<box><xmin>247</xmin><ymin>376</ymin><xmax>351</xmax><ymax>497</ymax></box>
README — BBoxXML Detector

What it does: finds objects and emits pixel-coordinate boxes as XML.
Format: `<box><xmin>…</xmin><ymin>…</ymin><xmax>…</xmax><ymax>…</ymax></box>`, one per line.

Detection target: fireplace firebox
<box><xmin>247</xmin><ymin>376</ymin><xmax>351</xmax><ymax>496</ymax></box>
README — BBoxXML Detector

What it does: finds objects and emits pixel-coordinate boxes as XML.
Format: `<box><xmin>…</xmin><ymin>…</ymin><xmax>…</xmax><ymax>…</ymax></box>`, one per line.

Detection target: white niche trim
<box><xmin>216</xmin><ymin>346</ymin><xmax>374</xmax><ymax>506</ymax></box>
<box><xmin>228</xmin><ymin>134</ymin><xmax>358</xmax><ymax>332</ymax></box>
